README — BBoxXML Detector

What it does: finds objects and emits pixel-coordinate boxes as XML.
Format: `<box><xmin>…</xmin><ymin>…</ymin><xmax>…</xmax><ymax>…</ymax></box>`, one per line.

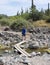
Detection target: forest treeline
<box><xmin>0</xmin><ymin>2</ymin><xmax>50</xmax><ymax>31</ymax></box>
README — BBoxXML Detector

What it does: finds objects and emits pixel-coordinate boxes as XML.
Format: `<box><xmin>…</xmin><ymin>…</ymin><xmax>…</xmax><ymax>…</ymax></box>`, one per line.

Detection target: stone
<box><xmin>4</xmin><ymin>50</ymin><xmax>9</xmax><ymax>53</ymax></box>
<box><xmin>0</xmin><ymin>32</ymin><xmax>22</xmax><ymax>45</ymax></box>
<box><xmin>0</xmin><ymin>60</ymin><xmax>4</xmax><ymax>65</ymax></box>
<box><xmin>4</xmin><ymin>27</ymin><xmax>10</xmax><ymax>31</ymax></box>
<box><xmin>36</xmin><ymin>52</ymin><xmax>41</xmax><ymax>56</ymax></box>
<box><xmin>31</xmin><ymin>52</ymin><xmax>36</xmax><ymax>56</ymax></box>
<box><xmin>29</xmin><ymin>41</ymin><xmax>39</xmax><ymax>49</ymax></box>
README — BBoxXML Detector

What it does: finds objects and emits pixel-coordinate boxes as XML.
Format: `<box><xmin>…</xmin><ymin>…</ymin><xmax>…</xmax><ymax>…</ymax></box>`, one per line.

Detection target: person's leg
<box><xmin>24</xmin><ymin>34</ymin><xmax>26</xmax><ymax>40</ymax></box>
<box><xmin>22</xmin><ymin>35</ymin><xmax>26</xmax><ymax>40</ymax></box>
<box><xmin>22</xmin><ymin>35</ymin><xmax>24</xmax><ymax>40</ymax></box>
<box><xmin>24</xmin><ymin>35</ymin><xmax>26</xmax><ymax>40</ymax></box>
<box><xmin>22</xmin><ymin>35</ymin><xmax>23</xmax><ymax>40</ymax></box>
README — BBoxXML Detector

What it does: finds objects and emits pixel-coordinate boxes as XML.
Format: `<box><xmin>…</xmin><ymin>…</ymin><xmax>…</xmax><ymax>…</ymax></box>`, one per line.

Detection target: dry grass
<box><xmin>33</xmin><ymin>20</ymin><xmax>50</xmax><ymax>27</ymax></box>
<box><xmin>0</xmin><ymin>45</ymin><xmax>10</xmax><ymax>50</ymax></box>
<box><xmin>25</xmin><ymin>47</ymin><xmax>49</xmax><ymax>53</ymax></box>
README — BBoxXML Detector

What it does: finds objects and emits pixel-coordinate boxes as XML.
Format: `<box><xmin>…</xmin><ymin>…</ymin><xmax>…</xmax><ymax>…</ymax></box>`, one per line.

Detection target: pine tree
<box><xmin>31</xmin><ymin>0</ymin><xmax>35</xmax><ymax>9</ymax></box>
<box><xmin>21</xmin><ymin>8</ymin><xmax>23</xmax><ymax>15</ymax></box>
<box><xmin>48</xmin><ymin>3</ymin><xmax>50</xmax><ymax>15</ymax></box>
<box><xmin>17</xmin><ymin>11</ymin><xmax>19</xmax><ymax>16</ymax></box>
<box><xmin>45</xmin><ymin>3</ymin><xmax>50</xmax><ymax>16</ymax></box>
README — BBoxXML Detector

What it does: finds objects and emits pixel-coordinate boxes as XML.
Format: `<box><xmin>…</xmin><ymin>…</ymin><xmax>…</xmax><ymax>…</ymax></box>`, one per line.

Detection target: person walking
<box><xmin>22</xmin><ymin>27</ymin><xmax>26</xmax><ymax>40</ymax></box>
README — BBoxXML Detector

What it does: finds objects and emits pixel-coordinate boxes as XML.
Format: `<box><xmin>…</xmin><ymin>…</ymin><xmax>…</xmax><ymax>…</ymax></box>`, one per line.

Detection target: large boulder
<box><xmin>29</xmin><ymin>41</ymin><xmax>39</xmax><ymax>49</ymax></box>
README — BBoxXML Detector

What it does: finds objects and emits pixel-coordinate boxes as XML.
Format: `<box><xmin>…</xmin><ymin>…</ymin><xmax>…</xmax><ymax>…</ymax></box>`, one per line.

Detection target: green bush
<box><xmin>0</xmin><ymin>14</ymin><xmax>8</xmax><ymax>19</ymax></box>
<box><xmin>10</xmin><ymin>18</ymin><xmax>33</xmax><ymax>31</ymax></box>
<box><xmin>0</xmin><ymin>18</ymin><xmax>9</xmax><ymax>26</ymax></box>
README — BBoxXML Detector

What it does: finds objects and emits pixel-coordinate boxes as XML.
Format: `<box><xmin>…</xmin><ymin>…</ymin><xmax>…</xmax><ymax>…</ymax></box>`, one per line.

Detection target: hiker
<box><xmin>22</xmin><ymin>27</ymin><xmax>26</xmax><ymax>40</ymax></box>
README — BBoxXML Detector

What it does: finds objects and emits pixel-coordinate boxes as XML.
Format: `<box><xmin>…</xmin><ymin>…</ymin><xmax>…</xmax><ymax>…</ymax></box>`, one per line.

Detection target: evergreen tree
<box><xmin>45</xmin><ymin>3</ymin><xmax>50</xmax><ymax>16</ymax></box>
<box><xmin>17</xmin><ymin>11</ymin><xmax>20</xmax><ymax>16</ymax></box>
<box><xmin>25</xmin><ymin>9</ymin><xmax>28</xmax><ymax>13</ymax></box>
<box><xmin>29</xmin><ymin>0</ymin><xmax>39</xmax><ymax>21</ymax></box>
<box><xmin>21</xmin><ymin>8</ymin><xmax>24</xmax><ymax>15</ymax></box>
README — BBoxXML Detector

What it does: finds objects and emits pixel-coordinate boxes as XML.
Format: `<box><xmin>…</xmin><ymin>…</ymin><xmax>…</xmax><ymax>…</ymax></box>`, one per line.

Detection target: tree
<box><xmin>29</xmin><ymin>0</ymin><xmax>40</xmax><ymax>21</ymax></box>
<box><xmin>21</xmin><ymin>8</ymin><xmax>24</xmax><ymax>15</ymax></box>
<box><xmin>45</xmin><ymin>9</ymin><xmax>50</xmax><ymax>16</ymax></box>
<box><xmin>25</xmin><ymin>9</ymin><xmax>28</xmax><ymax>13</ymax></box>
<box><xmin>48</xmin><ymin>3</ymin><xmax>50</xmax><ymax>15</ymax></box>
<box><xmin>38</xmin><ymin>8</ymin><xmax>44</xmax><ymax>20</ymax></box>
<box><xmin>29</xmin><ymin>4</ymin><xmax>40</xmax><ymax>21</ymax></box>
<box><xmin>17</xmin><ymin>11</ymin><xmax>20</xmax><ymax>16</ymax></box>
<box><xmin>45</xmin><ymin>3</ymin><xmax>50</xmax><ymax>16</ymax></box>
<box><xmin>31</xmin><ymin>0</ymin><xmax>36</xmax><ymax>15</ymax></box>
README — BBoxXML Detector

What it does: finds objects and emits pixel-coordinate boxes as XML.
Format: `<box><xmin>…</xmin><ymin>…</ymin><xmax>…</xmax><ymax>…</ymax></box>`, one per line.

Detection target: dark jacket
<box><xmin>22</xmin><ymin>28</ymin><xmax>26</xmax><ymax>35</ymax></box>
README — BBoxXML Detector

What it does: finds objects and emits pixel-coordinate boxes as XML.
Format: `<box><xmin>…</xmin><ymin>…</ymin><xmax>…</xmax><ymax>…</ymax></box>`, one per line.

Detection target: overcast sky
<box><xmin>0</xmin><ymin>0</ymin><xmax>50</xmax><ymax>16</ymax></box>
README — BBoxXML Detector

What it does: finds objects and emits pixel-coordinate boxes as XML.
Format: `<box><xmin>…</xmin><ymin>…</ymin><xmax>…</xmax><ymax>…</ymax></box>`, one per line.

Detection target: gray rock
<box><xmin>0</xmin><ymin>32</ymin><xmax>22</xmax><ymax>45</ymax></box>
<box><xmin>0</xmin><ymin>60</ymin><xmax>4</xmax><ymax>65</ymax></box>
<box><xmin>30</xmin><ymin>27</ymin><xmax>50</xmax><ymax>48</ymax></box>
<box><xmin>28</xmin><ymin>41</ymin><xmax>39</xmax><ymax>49</ymax></box>
<box><xmin>36</xmin><ymin>52</ymin><xmax>41</xmax><ymax>56</ymax></box>
<box><xmin>31</xmin><ymin>52</ymin><xmax>36</xmax><ymax>56</ymax></box>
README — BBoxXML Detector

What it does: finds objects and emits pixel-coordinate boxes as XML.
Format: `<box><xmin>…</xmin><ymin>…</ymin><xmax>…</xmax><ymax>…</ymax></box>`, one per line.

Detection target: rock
<box><xmin>36</xmin><ymin>52</ymin><xmax>41</xmax><ymax>56</ymax></box>
<box><xmin>0</xmin><ymin>60</ymin><xmax>4</xmax><ymax>65</ymax></box>
<box><xmin>28</xmin><ymin>27</ymin><xmax>33</xmax><ymax>33</ymax></box>
<box><xmin>0</xmin><ymin>32</ymin><xmax>22</xmax><ymax>45</ymax></box>
<box><xmin>31</xmin><ymin>52</ymin><xmax>36</xmax><ymax>56</ymax></box>
<box><xmin>29</xmin><ymin>41</ymin><xmax>39</xmax><ymax>49</ymax></box>
<box><xmin>0</xmin><ymin>33</ymin><xmax>3</xmax><ymax>37</ymax></box>
<box><xmin>0</xmin><ymin>33</ymin><xmax>4</xmax><ymax>37</ymax></box>
<box><xmin>4</xmin><ymin>27</ymin><xmax>10</xmax><ymax>31</ymax></box>
<box><xmin>30</xmin><ymin>27</ymin><xmax>50</xmax><ymax>48</ymax></box>
<box><xmin>4</xmin><ymin>50</ymin><xmax>9</xmax><ymax>53</ymax></box>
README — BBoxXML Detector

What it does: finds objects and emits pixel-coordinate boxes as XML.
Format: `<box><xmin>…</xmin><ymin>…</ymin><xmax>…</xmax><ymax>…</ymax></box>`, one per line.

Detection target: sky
<box><xmin>0</xmin><ymin>0</ymin><xmax>50</xmax><ymax>16</ymax></box>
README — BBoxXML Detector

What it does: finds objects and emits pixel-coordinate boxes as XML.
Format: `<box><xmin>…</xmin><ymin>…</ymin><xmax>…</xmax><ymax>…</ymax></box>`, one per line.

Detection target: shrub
<box><xmin>0</xmin><ymin>19</ymin><xmax>9</xmax><ymax>26</ymax></box>
<box><xmin>10</xmin><ymin>18</ymin><xmax>33</xmax><ymax>31</ymax></box>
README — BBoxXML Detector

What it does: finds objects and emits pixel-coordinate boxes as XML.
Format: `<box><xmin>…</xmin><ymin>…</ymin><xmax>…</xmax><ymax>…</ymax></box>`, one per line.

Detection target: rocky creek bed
<box><xmin>0</xmin><ymin>27</ymin><xmax>50</xmax><ymax>65</ymax></box>
<box><xmin>0</xmin><ymin>31</ymin><xmax>22</xmax><ymax>55</ymax></box>
<box><xmin>28</xmin><ymin>27</ymin><xmax>50</xmax><ymax>48</ymax></box>
<box><xmin>0</xmin><ymin>31</ymin><xmax>22</xmax><ymax>45</ymax></box>
<box><xmin>0</xmin><ymin>53</ymin><xmax>50</xmax><ymax>65</ymax></box>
